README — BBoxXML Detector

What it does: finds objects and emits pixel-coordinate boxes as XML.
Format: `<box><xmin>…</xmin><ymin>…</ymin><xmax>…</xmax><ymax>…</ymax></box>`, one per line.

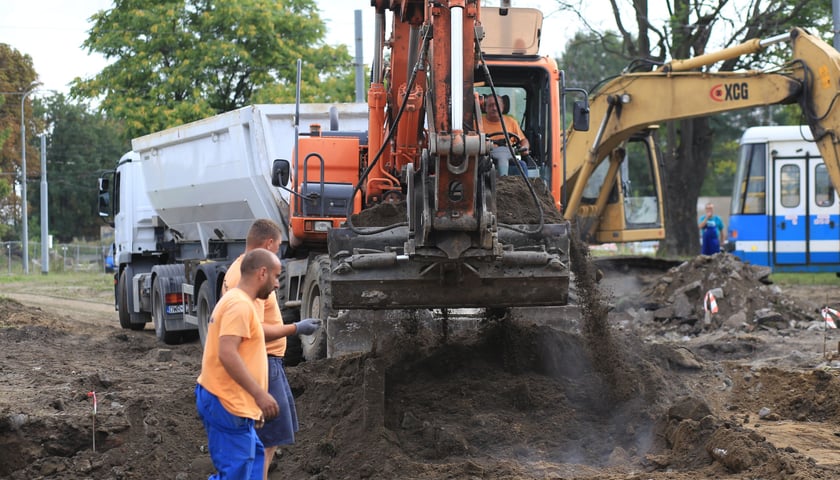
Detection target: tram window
<box><xmin>815</xmin><ymin>164</ymin><xmax>834</xmax><ymax>207</ymax></box>
<box><xmin>733</xmin><ymin>143</ymin><xmax>766</xmax><ymax>214</ymax></box>
<box><xmin>780</xmin><ymin>165</ymin><xmax>800</xmax><ymax>208</ymax></box>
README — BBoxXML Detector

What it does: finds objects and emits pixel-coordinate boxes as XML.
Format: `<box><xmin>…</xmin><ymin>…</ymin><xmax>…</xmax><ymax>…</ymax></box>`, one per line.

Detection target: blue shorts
<box><xmin>257</xmin><ymin>356</ymin><xmax>299</xmax><ymax>447</ymax></box>
<box><xmin>195</xmin><ymin>384</ymin><xmax>265</xmax><ymax>480</ymax></box>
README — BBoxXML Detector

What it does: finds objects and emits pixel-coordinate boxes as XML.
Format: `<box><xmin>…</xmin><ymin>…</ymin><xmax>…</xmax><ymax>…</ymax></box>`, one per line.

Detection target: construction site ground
<box><xmin>2</xmin><ymin>250</ymin><xmax>840</xmax><ymax>480</ymax></box>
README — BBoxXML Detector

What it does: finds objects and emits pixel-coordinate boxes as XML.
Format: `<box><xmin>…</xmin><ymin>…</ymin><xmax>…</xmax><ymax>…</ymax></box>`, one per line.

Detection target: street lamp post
<box><xmin>20</xmin><ymin>82</ymin><xmax>40</xmax><ymax>274</ymax></box>
<box><xmin>40</xmin><ymin>133</ymin><xmax>49</xmax><ymax>274</ymax></box>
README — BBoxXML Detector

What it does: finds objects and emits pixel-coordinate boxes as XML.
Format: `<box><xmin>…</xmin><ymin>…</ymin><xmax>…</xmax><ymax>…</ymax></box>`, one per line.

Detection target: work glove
<box><xmin>295</xmin><ymin>318</ymin><xmax>322</xmax><ymax>336</ymax></box>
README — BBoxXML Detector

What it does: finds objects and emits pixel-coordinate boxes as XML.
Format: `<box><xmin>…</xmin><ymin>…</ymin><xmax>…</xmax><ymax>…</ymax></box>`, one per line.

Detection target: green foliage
<box><xmin>0</xmin><ymin>44</ymin><xmax>40</xmax><ymax>240</ymax></box>
<box><xmin>27</xmin><ymin>95</ymin><xmax>129</xmax><ymax>242</ymax></box>
<box><xmin>559</xmin><ymin>31</ymin><xmax>629</xmax><ymax>92</ymax></box>
<box><xmin>72</xmin><ymin>0</ymin><xmax>354</xmax><ymax>138</ymax></box>
<box><xmin>700</xmin><ymin>138</ymin><xmax>739</xmax><ymax>196</ymax></box>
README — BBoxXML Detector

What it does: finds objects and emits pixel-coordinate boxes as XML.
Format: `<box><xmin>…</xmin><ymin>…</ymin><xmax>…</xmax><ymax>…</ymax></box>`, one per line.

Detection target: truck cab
<box><xmin>99</xmin><ymin>151</ymin><xmax>159</xmax><ymax>330</ymax></box>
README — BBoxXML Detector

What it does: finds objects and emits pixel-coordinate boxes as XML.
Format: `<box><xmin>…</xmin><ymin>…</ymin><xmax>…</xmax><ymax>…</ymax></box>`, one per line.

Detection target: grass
<box><xmin>769</xmin><ymin>272</ymin><xmax>840</xmax><ymax>286</ymax></box>
<box><xmin>0</xmin><ymin>271</ymin><xmax>114</xmax><ymax>303</ymax></box>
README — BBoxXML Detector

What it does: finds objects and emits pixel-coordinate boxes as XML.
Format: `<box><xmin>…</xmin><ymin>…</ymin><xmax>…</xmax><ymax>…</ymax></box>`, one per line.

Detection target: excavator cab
<box><xmin>574</xmin><ymin>129</ymin><xmax>665</xmax><ymax>243</ymax></box>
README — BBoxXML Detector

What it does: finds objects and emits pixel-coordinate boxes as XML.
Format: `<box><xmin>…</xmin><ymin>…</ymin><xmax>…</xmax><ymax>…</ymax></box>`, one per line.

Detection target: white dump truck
<box><xmin>98</xmin><ymin>103</ymin><xmax>368</xmax><ymax>358</ymax></box>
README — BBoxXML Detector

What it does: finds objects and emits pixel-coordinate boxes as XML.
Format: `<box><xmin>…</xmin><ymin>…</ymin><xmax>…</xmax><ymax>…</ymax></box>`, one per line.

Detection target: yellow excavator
<box><xmin>562</xmin><ymin>27</ymin><xmax>840</xmax><ymax>247</ymax></box>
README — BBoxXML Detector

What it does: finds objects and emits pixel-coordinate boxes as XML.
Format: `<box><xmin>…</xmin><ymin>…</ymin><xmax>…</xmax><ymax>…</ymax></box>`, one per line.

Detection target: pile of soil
<box><xmin>0</xmin><ymin>298</ymin><xmax>208</xmax><ymax>479</ymax></box>
<box><xmin>617</xmin><ymin>253</ymin><xmax>830</xmax><ymax>336</ymax></box>
<box><xmin>495</xmin><ymin>176</ymin><xmax>564</xmax><ymax>224</ymax></box>
<box><xmin>3</xmin><ymin>251</ymin><xmax>840</xmax><ymax>479</ymax></box>
<box><xmin>349</xmin><ymin>201</ymin><xmax>407</xmax><ymax>228</ymax></box>
<box><xmin>349</xmin><ymin>175</ymin><xmax>563</xmax><ymax>228</ymax></box>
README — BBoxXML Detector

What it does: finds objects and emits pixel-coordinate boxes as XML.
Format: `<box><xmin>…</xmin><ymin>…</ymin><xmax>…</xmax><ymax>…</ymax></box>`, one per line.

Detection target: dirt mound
<box><xmin>624</xmin><ymin>253</ymin><xmax>825</xmax><ymax>334</ymax></box>
<box><xmin>3</xmin><ymin>270</ymin><xmax>840</xmax><ymax>479</ymax></box>
<box><xmin>0</xmin><ymin>297</ymin><xmax>208</xmax><ymax>480</ymax></box>
<box><xmin>284</xmin><ymin>321</ymin><xmax>667</xmax><ymax>479</ymax></box>
<box><xmin>496</xmin><ymin>176</ymin><xmax>564</xmax><ymax>224</ymax></box>
<box><xmin>348</xmin><ymin>175</ymin><xmax>563</xmax><ymax>228</ymax></box>
<box><xmin>349</xmin><ymin>200</ymin><xmax>408</xmax><ymax>227</ymax></box>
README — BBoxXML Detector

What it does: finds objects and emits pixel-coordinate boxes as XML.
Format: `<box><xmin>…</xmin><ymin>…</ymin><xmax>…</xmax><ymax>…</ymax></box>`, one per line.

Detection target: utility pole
<box><xmin>20</xmin><ymin>82</ymin><xmax>40</xmax><ymax>274</ymax></box>
<box><xmin>354</xmin><ymin>10</ymin><xmax>364</xmax><ymax>102</ymax></box>
<box><xmin>834</xmin><ymin>0</ymin><xmax>840</xmax><ymax>50</ymax></box>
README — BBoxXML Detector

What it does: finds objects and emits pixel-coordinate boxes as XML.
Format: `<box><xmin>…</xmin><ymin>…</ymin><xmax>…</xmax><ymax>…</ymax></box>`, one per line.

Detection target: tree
<box><xmin>72</xmin><ymin>0</ymin><xmax>356</xmax><ymax>138</ymax></box>
<box><xmin>556</xmin><ymin>0</ymin><xmax>831</xmax><ymax>256</ymax></box>
<box><xmin>0</xmin><ymin>43</ymin><xmax>40</xmax><ymax>241</ymax></box>
<box><xmin>559</xmin><ymin>31</ymin><xmax>632</xmax><ymax>92</ymax></box>
<box><xmin>27</xmin><ymin>95</ymin><xmax>129</xmax><ymax>242</ymax></box>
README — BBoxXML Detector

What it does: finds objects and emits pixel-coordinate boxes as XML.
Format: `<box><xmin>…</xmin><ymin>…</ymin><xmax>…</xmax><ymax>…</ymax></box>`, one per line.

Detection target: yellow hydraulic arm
<box><xmin>563</xmin><ymin>27</ymin><xmax>840</xmax><ymax>224</ymax></box>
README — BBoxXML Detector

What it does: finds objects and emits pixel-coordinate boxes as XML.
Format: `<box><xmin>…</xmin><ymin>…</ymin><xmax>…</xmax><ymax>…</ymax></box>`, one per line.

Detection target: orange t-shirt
<box><xmin>197</xmin><ymin>288</ymin><xmax>267</xmax><ymax>420</ymax></box>
<box><xmin>223</xmin><ymin>254</ymin><xmax>287</xmax><ymax>357</ymax></box>
<box><xmin>482</xmin><ymin>114</ymin><xmax>525</xmax><ymax>141</ymax></box>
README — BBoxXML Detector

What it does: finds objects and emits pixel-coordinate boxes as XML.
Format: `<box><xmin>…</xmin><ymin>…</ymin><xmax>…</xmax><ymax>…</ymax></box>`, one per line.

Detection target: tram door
<box><xmin>809</xmin><ymin>162</ymin><xmax>840</xmax><ymax>264</ymax></box>
<box><xmin>773</xmin><ymin>155</ymin><xmax>840</xmax><ymax>267</ymax></box>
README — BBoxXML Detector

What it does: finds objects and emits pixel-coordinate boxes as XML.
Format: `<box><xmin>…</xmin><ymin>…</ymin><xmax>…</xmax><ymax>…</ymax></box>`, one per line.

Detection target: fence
<box><xmin>2</xmin><ymin>241</ymin><xmax>112</xmax><ymax>275</ymax></box>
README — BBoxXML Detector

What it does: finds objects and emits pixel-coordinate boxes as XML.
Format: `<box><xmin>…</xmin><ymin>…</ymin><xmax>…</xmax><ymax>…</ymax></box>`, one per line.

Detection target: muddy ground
<box><xmin>2</xmin><ymin>251</ymin><xmax>840</xmax><ymax>480</ymax></box>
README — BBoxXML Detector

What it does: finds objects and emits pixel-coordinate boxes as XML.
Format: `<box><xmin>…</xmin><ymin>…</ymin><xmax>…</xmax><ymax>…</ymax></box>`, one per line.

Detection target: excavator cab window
<box><xmin>621</xmin><ymin>139</ymin><xmax>660</xmax><ymax>226</ymax></box>
<box><xmin>475</xmin><ymin>63</ymin><xmax>552</xmax><ymax>183</ymax></box>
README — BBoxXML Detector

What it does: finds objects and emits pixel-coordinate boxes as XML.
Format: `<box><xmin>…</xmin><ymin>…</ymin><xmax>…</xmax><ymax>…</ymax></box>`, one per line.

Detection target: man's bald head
<box><xmin>240</xmin><ymin>248</ymin><xmax>281</xmax><ymax>300</ymax></box>
<box><xmin>241</xmin><ymin>248</ymin><xmax>279</xmax><ymax>276</ymax></box>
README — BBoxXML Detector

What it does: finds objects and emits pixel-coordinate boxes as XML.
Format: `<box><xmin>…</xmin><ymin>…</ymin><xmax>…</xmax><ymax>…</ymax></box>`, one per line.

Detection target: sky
<box><xmin>0</xmin><ymin>1</ymin><xmax>587</xmax><ymax>98</ymax></box>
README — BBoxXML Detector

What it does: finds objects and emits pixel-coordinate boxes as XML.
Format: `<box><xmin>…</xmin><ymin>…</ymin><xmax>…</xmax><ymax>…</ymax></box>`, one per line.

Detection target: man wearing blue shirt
<box><xmin>698</xmin><ymin>202</ymin><xmax>725</xmax><ymax>255</ymax></box>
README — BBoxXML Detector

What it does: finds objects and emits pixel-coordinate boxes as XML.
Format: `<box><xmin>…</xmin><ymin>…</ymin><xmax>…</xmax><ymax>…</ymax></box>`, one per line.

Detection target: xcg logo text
<box><xmin>709</xmin><ymin>83</ymin><xmax>749</xmax><ymax>102</ymax></box>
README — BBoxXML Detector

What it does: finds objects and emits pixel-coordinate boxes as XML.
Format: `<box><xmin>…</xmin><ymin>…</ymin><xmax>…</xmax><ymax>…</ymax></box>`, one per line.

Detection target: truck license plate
<box><xmin>166</xmin><ymin>305</ymin><xmax>185</xmax><ymax>315</ymax></box>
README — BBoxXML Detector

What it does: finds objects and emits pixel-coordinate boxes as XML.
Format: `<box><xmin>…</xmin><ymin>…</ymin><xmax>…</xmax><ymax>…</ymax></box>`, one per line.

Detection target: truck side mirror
<box><xmin>272</xmin><ymin>159</ymin><xmax>291</xmax><ymax>187</ymax></box>
<box><xmin>573</xmin><ymin>101</ymin><xmax>590</xmax><ymax>131</ymax></box>
<box><xmin>98</xmin><ymin>192</ymin><xmax>111</xmax><ymax>217</ymax></box>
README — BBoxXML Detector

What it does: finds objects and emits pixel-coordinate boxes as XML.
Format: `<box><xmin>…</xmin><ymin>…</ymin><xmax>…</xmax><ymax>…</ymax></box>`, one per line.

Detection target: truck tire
<box><xmin>300</xmin><ymin>255</ymin><xmax>330</xmax><ymax>361</ymax></box>
<box><xmin>118</xmin><ymin>269</ymin><xmax>131</xmax><ymax>329</ymax></box>
<box><xmin>118</xmin><ymin>269</ymin><xmax>145</xmax><ymax>331</ymax></box>
<box><xmin>152</xmin><ymin>276</ymin><xmax>182</xmax><ymax>345</ymax></box>
<box><xmin>277</xmin><ymin>267</ymin><xmax>302</xmax><ymax>365</ymax></box>
<box><xmin>196</xmin><ymin>281</ymin><xmax>215</xmax><ymax>349</ymax></box>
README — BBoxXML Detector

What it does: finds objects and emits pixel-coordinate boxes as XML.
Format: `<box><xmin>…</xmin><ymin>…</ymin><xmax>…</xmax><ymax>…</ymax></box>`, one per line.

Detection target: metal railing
<box><xmin>2</xmin><ymin>241</ymin><xmax>114</xmax><ymax>275</ymax></box>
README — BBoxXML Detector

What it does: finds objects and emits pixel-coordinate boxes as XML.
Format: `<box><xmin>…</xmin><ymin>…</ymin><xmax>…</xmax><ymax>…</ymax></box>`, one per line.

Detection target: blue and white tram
<box><xmin>727</xmin><ymin>125</ymin><xmax>840</xmax><ymax>273</ymax></box>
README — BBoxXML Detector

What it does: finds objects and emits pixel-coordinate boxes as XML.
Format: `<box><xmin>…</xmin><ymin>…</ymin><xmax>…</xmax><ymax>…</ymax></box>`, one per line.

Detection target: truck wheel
<box><xmin>152</xmin><ymin>277</ymin><xmax>181</xmax><ymax>345</ymax></box>
<box><xmin>118</xmin><ymin>269</ymin><xmax>145</xmax><ymax>331</ymax></box>
<box><xmin>118</xmin><ymin>270</ymin><xmax>131</xmax><ymax>329</ymax></box>
<box><xmin>277</xmin><ymin>268</ymin><xmax>302</xmax><ymax>365</ymax></box>
<box><xmin>196</xmin><ymin>281</ymin><xmax>215</xmax><ymax>349</ymax></box>
<box><xmin>300</xmin><ymin>256</ymin><xmax>330</xmax><ymax>361</ymax></box>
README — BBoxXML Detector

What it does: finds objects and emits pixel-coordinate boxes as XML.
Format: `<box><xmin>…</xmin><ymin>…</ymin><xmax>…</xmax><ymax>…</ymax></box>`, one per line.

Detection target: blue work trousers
<box><xmin>195</xmin><ymin>384</ymin><xmax>265</xmax><ymax>480</ymax></box>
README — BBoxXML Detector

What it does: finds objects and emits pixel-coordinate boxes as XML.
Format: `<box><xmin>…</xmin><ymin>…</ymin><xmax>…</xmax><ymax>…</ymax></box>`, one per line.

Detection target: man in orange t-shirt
<box><xmin>482</xmin><ymin>94</ymin><xmax>530</xmax><ymax>154</ymax></box>
<box><xmin>223</xmin><ymin>218</ymin><xmax>321</xmax><ymax>479</ymax></box>
<box><xmin>196</xmin><ymin>248</ymin><xmax>281</xmax><ymax>480</ymax></box>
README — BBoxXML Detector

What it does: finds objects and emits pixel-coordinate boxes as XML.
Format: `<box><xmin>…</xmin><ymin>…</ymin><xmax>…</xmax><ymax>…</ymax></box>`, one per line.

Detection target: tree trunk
<box><xmin>661</xmin><ymin>117</ymin><xmax>713</xmax><ymax>256</ymax></box>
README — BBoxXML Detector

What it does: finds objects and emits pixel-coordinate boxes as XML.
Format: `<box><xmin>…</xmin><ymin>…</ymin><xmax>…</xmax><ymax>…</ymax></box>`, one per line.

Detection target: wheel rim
<box><xmin>302</xmin><ymin>286</ymin><xmax>321</xmax><ymax>348</ymax></box>
<box><xmin>153</xmin><ymin>283</ymin><xmax>164</xmax><ymax>337</ymax></box>
<box><xmin>197</xmin><ymin>293</ymin><xmax>210</xmax><ymax>346</ymax></box>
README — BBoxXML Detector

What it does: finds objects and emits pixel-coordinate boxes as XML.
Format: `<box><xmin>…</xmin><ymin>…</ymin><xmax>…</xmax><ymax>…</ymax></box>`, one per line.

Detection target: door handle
<box><xmin>779</xmin><ymin>221</ymin><xmax>785</xmax><ymax>230</ymax></box>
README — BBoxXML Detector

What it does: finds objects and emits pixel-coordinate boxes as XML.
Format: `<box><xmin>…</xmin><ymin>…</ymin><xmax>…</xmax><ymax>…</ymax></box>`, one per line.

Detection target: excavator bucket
<box><xmin>327</xmin><ymin>223</ymin><xmax>570</xmax><ymax>310</ymax></box>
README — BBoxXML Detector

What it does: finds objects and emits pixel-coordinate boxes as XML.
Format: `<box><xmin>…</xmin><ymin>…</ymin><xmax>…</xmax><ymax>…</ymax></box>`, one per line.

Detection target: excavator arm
<box><xmin>325</xmin><ymin>1</ymin><xmax>571</xmax><ymax>310</ymax></box>
<box><xmin>563</xmin><ymin>27</ymin><xmax>840</xmax><ymax>234</ymax></box>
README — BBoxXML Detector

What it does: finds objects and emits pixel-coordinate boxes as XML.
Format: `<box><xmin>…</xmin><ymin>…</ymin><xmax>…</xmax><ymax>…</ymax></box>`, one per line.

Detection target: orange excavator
<box><xmin>274</xmin><ymin>1</ymin><xmax>840</xmax><ymax>360</ymax></box>
<box><xmin>274</xmin><ymin>1</ymin><xmax>576</xmax><ymax>359</ymax></box>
